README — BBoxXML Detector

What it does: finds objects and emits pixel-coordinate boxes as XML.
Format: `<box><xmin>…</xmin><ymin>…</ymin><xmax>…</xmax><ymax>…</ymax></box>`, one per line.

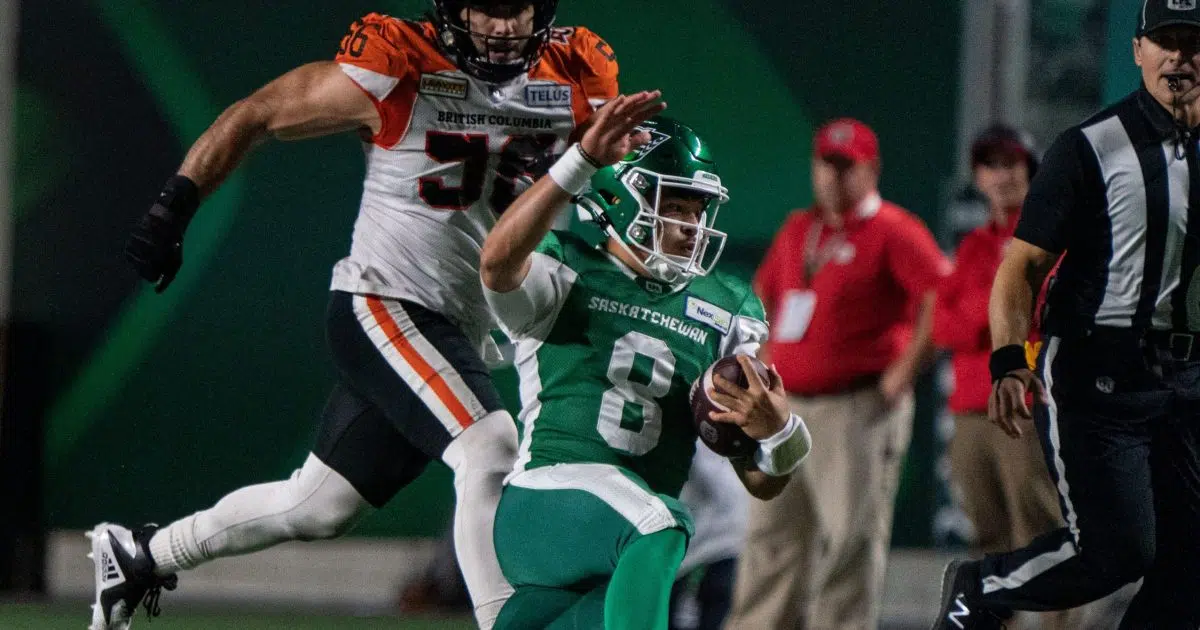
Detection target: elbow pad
<box><xmin>753</xmin><ymin>414</ymin><xmax>811</xmax><ymax>477</ymax></box>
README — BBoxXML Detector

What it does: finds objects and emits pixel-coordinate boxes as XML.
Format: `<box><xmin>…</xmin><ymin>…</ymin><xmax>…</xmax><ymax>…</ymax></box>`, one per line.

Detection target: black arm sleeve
<box><xmin>1014</xmin><ymin>129</ymin><xmax>1096</xmax><ymax>254</ymax></box>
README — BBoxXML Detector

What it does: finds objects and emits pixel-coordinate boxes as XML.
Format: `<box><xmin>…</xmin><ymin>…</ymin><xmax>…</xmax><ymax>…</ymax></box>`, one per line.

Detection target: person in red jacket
<box><xmin>727</xmin><ymin>118</ymin><xmax>949</xmax><ymax>630</ymax></box>
<box><xmin>935</xmin><ymin>124</ymin><xmax>1078</xmax><ymax>630</ymax></box>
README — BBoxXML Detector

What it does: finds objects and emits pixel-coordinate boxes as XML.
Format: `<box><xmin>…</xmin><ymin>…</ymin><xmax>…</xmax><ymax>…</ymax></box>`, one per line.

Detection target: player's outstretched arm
<box><xmin>180</xmin><ymin>61</ymin><xmax>380</xmax><ymax>197</ymax></box>
<box><xmin>126</xmin><ymin>62</ymin><xmax>379</xmax><ymax>292</ymax></box>
<box><xmin>480</xmin><ymin>91</ymin><xmax>665</xmax><ymax>293</ymax></box>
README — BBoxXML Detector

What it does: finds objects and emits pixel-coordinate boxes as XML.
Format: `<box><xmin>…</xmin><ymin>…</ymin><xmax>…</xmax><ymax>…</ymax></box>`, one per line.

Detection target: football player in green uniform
<box><xmin>480</xmin><ymin>93</ymin><xmax>812</xmax><ymax>629</ymax></box>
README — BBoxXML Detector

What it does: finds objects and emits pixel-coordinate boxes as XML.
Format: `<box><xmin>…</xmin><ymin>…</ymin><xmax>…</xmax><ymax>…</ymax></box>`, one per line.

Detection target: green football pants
<box><xmin>493</xmin><ymin>463</ymin><xmax>694</xmax><ymax>629</ymax></box>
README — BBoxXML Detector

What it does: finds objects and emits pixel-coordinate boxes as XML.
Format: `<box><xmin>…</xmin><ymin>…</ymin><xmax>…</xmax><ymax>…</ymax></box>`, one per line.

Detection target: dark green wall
<box><xmin>1104</xmin><ymin>0</ymin><xmax>1142</xmax><ymax>104</ymax></box>
<box><xmin>15</xmin><ymin>0</ymin><xmax>958</xmax><ymax>540</ymax></box>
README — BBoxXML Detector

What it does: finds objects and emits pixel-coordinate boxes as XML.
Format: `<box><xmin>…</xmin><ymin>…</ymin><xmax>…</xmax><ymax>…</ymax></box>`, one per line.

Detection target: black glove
<box><xmin>125</xmin><ymin>175</ymin><xmax>199</xmax><ymax>293</ymax></box>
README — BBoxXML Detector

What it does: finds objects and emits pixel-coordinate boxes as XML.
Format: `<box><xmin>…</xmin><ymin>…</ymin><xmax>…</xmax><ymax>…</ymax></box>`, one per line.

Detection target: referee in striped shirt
<box><xmin>933</xmin><ymin>2</ymin><xmax>1200</xmax><ymax>628</ymax></box>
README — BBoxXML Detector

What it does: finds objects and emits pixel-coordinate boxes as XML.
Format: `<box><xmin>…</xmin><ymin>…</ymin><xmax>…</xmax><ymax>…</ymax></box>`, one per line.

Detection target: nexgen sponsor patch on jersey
<box><xmin>685</xmin><ymin>296</ymin><xmax>732</xmax><ymax>334</ymax></box>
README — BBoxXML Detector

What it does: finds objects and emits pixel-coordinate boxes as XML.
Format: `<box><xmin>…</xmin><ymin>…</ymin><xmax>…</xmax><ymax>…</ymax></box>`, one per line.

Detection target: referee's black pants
<box><xmin>976</xmin><ymin>328</ymin><xmax>1200</xmax><ymax>629</ymax></box>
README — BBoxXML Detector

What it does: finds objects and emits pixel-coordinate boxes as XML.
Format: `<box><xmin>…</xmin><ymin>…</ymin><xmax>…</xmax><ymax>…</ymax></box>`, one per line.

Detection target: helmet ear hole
<box><xmin>598</xmin><ymin>189</ymin><xmax>619</xmax><ymax>205</ymax></box>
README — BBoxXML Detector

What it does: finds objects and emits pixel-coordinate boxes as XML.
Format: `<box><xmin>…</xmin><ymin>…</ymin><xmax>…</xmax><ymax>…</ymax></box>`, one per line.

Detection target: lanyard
<box><xmin>803</xmin><ymin>219</ymin><xmax>846</xmax><ymax>286</ymax></box>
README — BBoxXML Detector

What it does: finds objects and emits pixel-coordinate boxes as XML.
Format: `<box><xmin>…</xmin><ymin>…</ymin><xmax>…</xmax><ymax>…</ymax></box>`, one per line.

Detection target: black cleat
<box><xmin>87</xmin><ymin>523</ymin><xmax>178</xmax><ymax>630</ymax></box>
<box><xmin>931</xmin><ymin>559</ymin><xmax>1010</xmax><ymax>630</ymax></box>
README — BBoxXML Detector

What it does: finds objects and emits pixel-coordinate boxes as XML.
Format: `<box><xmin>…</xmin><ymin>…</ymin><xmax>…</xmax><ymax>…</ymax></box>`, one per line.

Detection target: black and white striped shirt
<box><xmin>1019</xmin><ymin>86</ymin><xmax>1200</xmax><ymax>335</ymax></box>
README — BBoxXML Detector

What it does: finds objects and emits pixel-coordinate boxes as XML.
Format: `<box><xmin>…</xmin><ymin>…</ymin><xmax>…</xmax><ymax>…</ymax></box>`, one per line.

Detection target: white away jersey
<box><xmin>331</xmin><ymin>14</ymin><xmax>618</xmax><ymax>350</ymax></box>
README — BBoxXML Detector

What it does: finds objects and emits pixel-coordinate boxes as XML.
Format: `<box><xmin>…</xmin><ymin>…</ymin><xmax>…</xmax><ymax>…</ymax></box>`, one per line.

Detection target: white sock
<box><xmin>148</xmin><ymin>453</ymin><xmax>372</xmax><ymax>576</ymax></box>
<box><xmin>442</xmin><ymin>411</ymin><xmax>519</xmax><ymax>630</ymax></box>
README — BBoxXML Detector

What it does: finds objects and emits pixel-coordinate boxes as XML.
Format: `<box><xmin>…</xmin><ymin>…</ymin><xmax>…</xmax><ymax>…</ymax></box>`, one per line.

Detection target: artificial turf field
<box><xmin>0</xmin><ymin>603</ymin><xmax>476</xmax><ymax>629</ymax></box>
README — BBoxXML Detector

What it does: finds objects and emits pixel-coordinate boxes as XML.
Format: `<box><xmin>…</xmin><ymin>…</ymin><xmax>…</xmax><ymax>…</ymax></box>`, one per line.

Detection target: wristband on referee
<box><xmin>753</xmin><ymin>413</ymin><xmax>812</xmax><ymax>477</ymax></box>
<box><xmin>989</xmin><ymin>344</ymin><xmax>1029</xmax><ymax>382</ymax></box>
<box><xmin>548</xmin><ymin>144</ymin><xmax>600</xmax><ymax>196</ymax></box>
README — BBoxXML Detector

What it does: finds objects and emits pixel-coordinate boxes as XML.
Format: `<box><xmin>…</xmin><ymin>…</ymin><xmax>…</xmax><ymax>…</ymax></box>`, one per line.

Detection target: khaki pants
<box><xmin>726</xmin><ymin>386</ymin><xmax>913</xmax><ymax>630</ymax></box>
<box><xmin>949</xmin><ymin>413</ymin><xmax>1081</xmax><ymax>630</ymax></box>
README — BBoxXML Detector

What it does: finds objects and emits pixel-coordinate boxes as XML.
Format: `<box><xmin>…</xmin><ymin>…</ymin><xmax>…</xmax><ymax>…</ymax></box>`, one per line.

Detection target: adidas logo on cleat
<box><xmin>101</xmin><ymin>550</ymin><xmax>121</xmax><ymax>583</ymax></box>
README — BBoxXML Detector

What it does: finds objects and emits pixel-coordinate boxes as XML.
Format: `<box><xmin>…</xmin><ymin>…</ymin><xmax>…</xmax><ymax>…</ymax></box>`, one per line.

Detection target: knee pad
<box><xmin>284</xmin><ymin>454</ymin><xmax>373</xmax><ymax>540</ymax></box>
<box><xmin>443</xmin><ymin>410</ymin><xmax>518</xmax><ymax>476</ymax></box>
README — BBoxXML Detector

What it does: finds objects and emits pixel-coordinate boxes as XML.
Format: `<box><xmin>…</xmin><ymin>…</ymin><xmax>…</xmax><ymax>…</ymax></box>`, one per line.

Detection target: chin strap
<box><xmin>604</xmin><ymin>224</ymin><xmax>653</xmax><ymax>275</ymax></box>
<box><xmin>603</xmin><ymin>224</ymin><xmax>693</xmax><ymax>286</ymax></box>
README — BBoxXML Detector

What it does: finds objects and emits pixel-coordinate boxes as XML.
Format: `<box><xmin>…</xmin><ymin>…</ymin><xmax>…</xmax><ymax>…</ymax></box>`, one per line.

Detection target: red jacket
<box><xmin>935</xmin><ymin>212</ymin><xmax>1059</xmax><ymax>413</ymax></box>
<box><xmin>757</xmin><ymin>196</ymin><xmax>949</xmax><ymax>395</ymax></box>
<box><xmin>934</xmin><ymin>214</ymin><xmax>1016</xmax><ymax>413</ymax></box>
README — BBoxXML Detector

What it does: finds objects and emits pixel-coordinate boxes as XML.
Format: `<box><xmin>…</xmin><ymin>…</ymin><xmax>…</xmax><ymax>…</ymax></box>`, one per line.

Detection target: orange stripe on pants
<box><xmin>365</xmin><ymin>297</ymin><xmax>475</xmax><ymax>431</ymax></box>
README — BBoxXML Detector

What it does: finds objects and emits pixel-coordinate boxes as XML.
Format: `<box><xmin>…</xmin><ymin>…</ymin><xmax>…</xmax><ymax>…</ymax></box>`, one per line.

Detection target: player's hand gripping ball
<box><xmin>689</xmin><ymin>355</ymin><xmax>769</xmax><ymax>457</ymax></box>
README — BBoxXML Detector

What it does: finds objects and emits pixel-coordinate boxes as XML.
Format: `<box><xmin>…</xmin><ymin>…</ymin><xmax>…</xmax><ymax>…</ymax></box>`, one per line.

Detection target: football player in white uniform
<box><xmin>90</xmin><ymin>2</ymin><xmax>618</xmax><ymax>629</ymax></box>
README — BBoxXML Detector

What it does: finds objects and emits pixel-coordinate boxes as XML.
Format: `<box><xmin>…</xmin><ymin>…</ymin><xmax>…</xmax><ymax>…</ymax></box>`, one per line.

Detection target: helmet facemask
<box><xmin>433</xmin><ymin>0</ymin><xmax>557</xmax><ymax>84</ymax></box>
<box><xmin>616</xmin><ymin>166</ymin><xmax>729</xmax><ymax>285</ymax></box>
<box><xmin>575</xmin><ymin>116</ymin><xmax>730</xmax><ymax>287</ymax></box>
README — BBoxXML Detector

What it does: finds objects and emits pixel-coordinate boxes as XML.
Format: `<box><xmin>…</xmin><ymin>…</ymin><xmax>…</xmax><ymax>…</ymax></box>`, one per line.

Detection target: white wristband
<box><xmin>753</xmin><ymin>413</ymin><xmax>812</xmax><ymax>477</ymax></box>
<box><xmin>548</xmin><ymin>144</ymin><xmax>600</xmax><ymax>196</ymax></box>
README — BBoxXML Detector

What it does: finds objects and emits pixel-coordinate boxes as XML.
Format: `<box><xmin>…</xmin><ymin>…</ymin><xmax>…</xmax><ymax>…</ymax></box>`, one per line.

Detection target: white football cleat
<box><xmin>87</xmin><ymin>523</ymin><xmax>177</xmax><ymax>630</ymax></box>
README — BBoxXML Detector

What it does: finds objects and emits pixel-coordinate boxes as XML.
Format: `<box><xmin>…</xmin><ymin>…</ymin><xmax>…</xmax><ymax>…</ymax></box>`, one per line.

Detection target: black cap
<box><xmin>1138</xmin><ymin>0</ymin><xmax>1200</xmax><ymax>37</ymax></box>
<box><xmin>971</xmin><ymin>124</ymin><xmax>1038</xmax><ymax>178</ymax></box>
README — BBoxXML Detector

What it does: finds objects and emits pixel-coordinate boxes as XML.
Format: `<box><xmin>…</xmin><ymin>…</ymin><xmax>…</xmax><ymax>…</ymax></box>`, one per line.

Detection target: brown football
<box><xmin>689</xmin><ymin>355</ymin><xmax>769</xmax><ymax>457</ymax></box>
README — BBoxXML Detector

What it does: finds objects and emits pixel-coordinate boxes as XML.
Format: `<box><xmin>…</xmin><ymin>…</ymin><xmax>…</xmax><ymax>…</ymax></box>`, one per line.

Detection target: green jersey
<box><xmin>486</xmin><ymin>230</ymin><xmax>768</xmax><ymax>497</ymax></box>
